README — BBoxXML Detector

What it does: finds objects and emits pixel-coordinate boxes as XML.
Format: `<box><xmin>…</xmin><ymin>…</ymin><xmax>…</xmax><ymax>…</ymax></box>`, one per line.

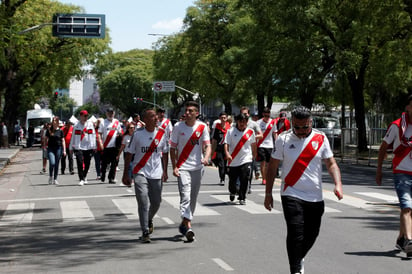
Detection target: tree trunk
<box><xmin>223</xmin><ymin>100</ymin><xmax>232</xmax><ymax>115</ymax></box>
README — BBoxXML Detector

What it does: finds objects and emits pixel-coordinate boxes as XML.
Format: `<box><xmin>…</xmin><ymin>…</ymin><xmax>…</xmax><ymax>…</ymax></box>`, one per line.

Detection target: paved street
<box><xmin>0</xmin><ymin>148</ymin><xmax>410</xmax><ymax>273</ymax></box>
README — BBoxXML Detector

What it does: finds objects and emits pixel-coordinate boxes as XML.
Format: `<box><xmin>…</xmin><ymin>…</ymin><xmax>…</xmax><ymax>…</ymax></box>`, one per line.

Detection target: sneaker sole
<box><xmin>186</xmin><ymin>230</ymin><xmax>195</xmax><ymax>242</ymax></box>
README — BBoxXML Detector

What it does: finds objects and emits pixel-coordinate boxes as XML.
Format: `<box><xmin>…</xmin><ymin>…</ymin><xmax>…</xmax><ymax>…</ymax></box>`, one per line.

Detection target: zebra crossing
<box><xmin>0</xmin><ymin>190</ymin><xmax>400</xmax><ymax>226</ymax></box>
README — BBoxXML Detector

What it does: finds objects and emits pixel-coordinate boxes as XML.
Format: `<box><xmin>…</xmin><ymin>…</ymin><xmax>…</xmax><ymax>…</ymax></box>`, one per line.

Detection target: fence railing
<box><xmin>335</xmin><ymin>128</ymin><xmax>392</xmax><ymax>168</ymax></box>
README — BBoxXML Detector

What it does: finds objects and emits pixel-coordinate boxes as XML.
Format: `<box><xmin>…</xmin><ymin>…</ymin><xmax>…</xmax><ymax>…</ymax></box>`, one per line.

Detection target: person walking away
<box><xmin>224</xmin><ymin>113</ymin><xmax>256</xmax><ymax>204</ymax></box>
<box><xmin>69</xmin><ymin>110</ymin><xmax>98</xmax><ymax>186</ymax></box>
<box><xmin>27</xmin><ymin>124</ymin><xmax>34</xmax><ymax>148</ymax></box>
<box><xmin>61</xmin><ymin>120</ymin><xmax>74</xmax><ymax>175</ymax></box>
<box><xmin>98</xmin><ymin>107</ymin><xmax>123</xmax><ymax>184</ymax></box>
<box><xmin>94</xmin><ymin>119</ymin><xmax>103</xmax><ymax>180</ymax></box>
<box><xmin>264</xmin><ymin>106</ymin><xmax>343</xmax><ymax>274</ymax></box>
<box><xmin>211</xmin><ymin>112</ymin><xmax>230</xmax><ymax>185</ymax></box>
<box><xmin>376</xmin><ymin>94</ymin><xmax>412</xmax><ymax>255</ymax></box>
<box><xmin>170</xmin><ymin>101</ymin><xmax>211</xmax><ymax>242</ymax></box>
<box><xmin>256</xmin><ymin>107</ymin><xmax>277</xmax><ymax>185</ymax></box>
<box><xmin>117</xmin><ymin>123</ymin><xmax>135</xmax><ymax>180</ymax></box>
<box><xmin>40</xmin><ymin>123</ymin><xmax>49</xmax><ymax>174</ymax></box>
<box><xmin>122</xmin><ymin>108</ymin><xmax>169</xmax><ymax>243</ymax></box>
<box><xmin>1</xmin><ymin>122</ymin><xmax>8</xmax><ymax>148</ymax></box>
<box><xmin>45</xmin><ymin>116</ymin><xmax>66</xmax><ymax>185</ymax></box>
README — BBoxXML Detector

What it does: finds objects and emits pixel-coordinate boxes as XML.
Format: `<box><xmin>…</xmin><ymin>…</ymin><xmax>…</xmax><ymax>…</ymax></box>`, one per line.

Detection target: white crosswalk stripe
<box><xmin>211</xmin><ymin>194</ymin><xmax>282</xmax><ymax>214</ymax></box>
<box><xmin>0</xmin><ymin>202</ymin><xmax>34</xmax><ymax>226</ymax></box>
<box><xmin>60</xmin><ymin>201</ymin><xmax>94</xmax><ymax>222</ymax></box>
<box><xmin>0</xmin><ymin>191</ymin><xmax>400</xmax><ymax>225</ymax></box>
<box><xmin>162</xmin><ymin>195</ymin><xmax>221</xmax><ymax>216</ymax></box>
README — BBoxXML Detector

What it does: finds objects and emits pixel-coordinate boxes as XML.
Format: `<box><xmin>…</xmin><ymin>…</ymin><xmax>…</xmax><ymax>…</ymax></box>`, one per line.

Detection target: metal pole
<box><xmin>175</xmin><ymin>85</ymin><xmax>202</xmax><ymax>114</ymax></box>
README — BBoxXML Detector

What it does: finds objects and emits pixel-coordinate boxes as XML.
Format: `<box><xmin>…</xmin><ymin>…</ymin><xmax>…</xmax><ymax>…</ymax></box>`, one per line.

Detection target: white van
<box><xmin>26</xmin><ymin>108</ymin><xmax>54</xmax><ymax>144</ymax></box>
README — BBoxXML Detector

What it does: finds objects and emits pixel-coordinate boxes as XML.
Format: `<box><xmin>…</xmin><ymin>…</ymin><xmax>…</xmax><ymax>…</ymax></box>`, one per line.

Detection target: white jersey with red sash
<box><xmin>224</xmin><ymin>127</ymin><xmax>255</xmax><ymax>167</ymax></box>
<box><xmin>99</xmin><ymin>118</ymin><xmax>122</xmax><ymax>148</ymax></box>
<box><xmin>158</xmin><ymin>117</ymin><xmax>173</xmax><ymax>141</ymax></box>
<box><xmin>272</xmin><ymin>129</ymin><xmax>333</xmax><ymax>202</ymax></box>
<box><xmin>257</xmin><ymin>118</ymin><xmax>277</xmax><ymax>148</ymax></box>
<box><xmin>170</xmin><ymin>120</ymin><xmax>210</xmax><ymax>171</ymax></box>
<box><xmin>383</xmin><ymin>112</ymin><xmax>412</xmax><ymax>175</ymax></box>
<box><xmin>127</xmin><ymin>127</ymin><xmax>168</xmax><ymax>179</ymax></box>
<box><xmin>69</xmin><ymin>121</ymin><xmax>97</xmax><ymax>150</ymax></box>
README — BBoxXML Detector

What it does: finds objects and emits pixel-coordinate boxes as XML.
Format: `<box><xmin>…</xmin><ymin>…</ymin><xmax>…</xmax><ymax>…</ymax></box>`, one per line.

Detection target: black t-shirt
<box><xmin>46</xmin><ymin>128</ymin><xmax>64</xmax><ymax>149</ymax></box>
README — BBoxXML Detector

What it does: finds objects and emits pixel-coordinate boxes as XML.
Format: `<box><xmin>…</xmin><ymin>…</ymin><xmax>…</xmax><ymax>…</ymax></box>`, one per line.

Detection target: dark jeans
<box><xmin>101</xmin><ymin>147</ymin><xmax>118</xmax><ymax>181</ymax></box>
<box><xmin>74</xmin><ymin>149</ymin><xmax>94</xmax><ymax>181</ymax></box>
<box><xmin>281</xmin><ymin>195</ymin><xmax>324</xmax><ymax>274</ymax></box>
<box><xmin>228</xmin><ymin>162</ymin><xmax>251</xmax><ymax>201</ymax></box>
<box><xmin>61</xmin><ymin>149</ymin><xmax>74</xmax><ymax>174</ymax></box>
<box><xmin>48</xmin><ymin>147</ymin><xmax>62</xmax><ymax>180</ymax></box>
<box><xmin>94</xmin><ymin>151</ymin><xmax>102</xmax><ymax>177</ymax></box>
<box><xmin>214</xmin><ymin>149</ymin><xmax>227</xmax><ymax>182</ymax></box>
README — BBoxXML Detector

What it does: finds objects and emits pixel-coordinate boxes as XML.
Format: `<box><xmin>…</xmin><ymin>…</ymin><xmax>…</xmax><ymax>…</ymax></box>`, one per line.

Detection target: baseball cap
<box><xmin>80</xmin><ymin>110</ymin><xmax>88</xmax><ymax>116</ymax></box>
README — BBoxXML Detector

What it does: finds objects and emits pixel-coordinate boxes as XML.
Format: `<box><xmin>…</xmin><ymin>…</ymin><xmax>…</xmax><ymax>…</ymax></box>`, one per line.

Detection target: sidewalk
<box><xmin>0</xmin><ymin>146</ymin><xmax>22</xmax><ymax>172</ymax></box>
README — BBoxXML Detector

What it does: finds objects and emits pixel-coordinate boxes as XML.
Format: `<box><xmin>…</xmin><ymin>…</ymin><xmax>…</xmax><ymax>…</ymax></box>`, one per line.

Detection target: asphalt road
<box><xmin>0</xmin><ymin>148</ymin><xmax>409</xmax><ymax>274</ymax></box>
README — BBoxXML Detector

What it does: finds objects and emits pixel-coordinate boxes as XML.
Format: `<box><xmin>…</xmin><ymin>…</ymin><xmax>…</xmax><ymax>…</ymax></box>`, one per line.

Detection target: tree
<box><xmin>0</xmin><ymin>0</ymin><xmax>110</xmax><ymax>137</ymax></box>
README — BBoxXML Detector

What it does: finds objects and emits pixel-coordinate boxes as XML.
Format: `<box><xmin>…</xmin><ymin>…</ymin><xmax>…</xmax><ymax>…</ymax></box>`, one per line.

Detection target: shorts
<box><xmin>257</xmin><ymin>147</ymin><xmax>272</xmax><ymax>162</ymax></box>
<box><xmin>42</xmin><ymin>148</ymin><xmax>48</xmax><ymax>159</ymax></box>
<box><xmin>394</xmin><ymin>173</ymin><xmax>412</xmax><ymax>209</ymax></box>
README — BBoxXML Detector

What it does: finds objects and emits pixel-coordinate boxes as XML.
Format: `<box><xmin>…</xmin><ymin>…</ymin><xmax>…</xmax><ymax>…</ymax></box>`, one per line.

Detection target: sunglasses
<box><xmin>293</xmin><ymin>125</ymin><xmax>310</xmax><ymax>130</ymax></box>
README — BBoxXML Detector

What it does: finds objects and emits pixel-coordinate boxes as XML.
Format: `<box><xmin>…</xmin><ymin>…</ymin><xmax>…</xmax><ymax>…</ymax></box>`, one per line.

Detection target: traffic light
<box><xmin>54</xmin><ymin>91</ymin><xmax>58</xmax><ymax>99</ymax></box>
<box><xmin>133</xmin><ymin>97</ymin><xmax>143</xmax><ymax>103</ymax></box>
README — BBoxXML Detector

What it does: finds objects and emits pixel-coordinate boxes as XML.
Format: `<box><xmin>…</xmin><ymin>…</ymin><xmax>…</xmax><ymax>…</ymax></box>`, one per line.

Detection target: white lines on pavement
<box><xmin>161</xmin><ymin>217</ymin><xmax>175</xmax><ymax>225</ymax></box>
<box><xmin>60</xmin><ymin>201</ymin><xmax>94</xmax><ymax>222</ymax></box>
<box><xmin>211</xmin><ymin>195</ymin><xmax>281</xmax><ymax>214</ymax></box>
<box><xmin>266</xmin><ymin>194</ymin><xmax>342</xmax><ymax>213</ymax></box>
<box><xmin>355</xmin><ymin>192</ymin><xmax>398</xmax><ymax>203</ymax></box>
<box><xmin>0</xmin><ymin>202</ymin><xmax>34</xmax><ymax>226</ymax></box>
<box><xmin>112</xmin><ymin>199</ymin><xmax>138</xmax><ymax>220</ymax></box>
<box><xmin>162</xmin><ymin>196</ymin><xmax>221</xmax><ymax>216</ymax></box>
<box><xmin>212</xmin><ymin>258</ymin><xmax>234</xmax><ymax>271</ymax></box>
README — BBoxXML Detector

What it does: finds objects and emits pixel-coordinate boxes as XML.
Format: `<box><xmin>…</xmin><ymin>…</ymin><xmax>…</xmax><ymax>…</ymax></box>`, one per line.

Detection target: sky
<box><xmin>57</xmin><ymin>0</ymin><xmax>195</xmax><ymax>52</ymax></box>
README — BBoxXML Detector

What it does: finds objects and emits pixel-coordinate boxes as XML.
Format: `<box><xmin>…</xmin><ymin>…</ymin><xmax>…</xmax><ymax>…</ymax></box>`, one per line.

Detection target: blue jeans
<box><xmin>48</xmin><ymin>147</ymin><xmax>62</xmax><ymax>180</ymax></box>
<box><xmin>394</xmin><ymin>173</ymin><xmax>412</xmax><ymax>209</ymax></box>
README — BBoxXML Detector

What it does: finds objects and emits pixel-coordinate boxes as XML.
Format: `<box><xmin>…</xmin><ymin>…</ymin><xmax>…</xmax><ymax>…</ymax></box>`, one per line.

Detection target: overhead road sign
<box><xmin>153</xmin><ymin>81</ymin><xmax>175</xmax><ymax>92</ymax></box>
<box><xmin>52</xmin><ymin>14</ymin><xmax>105</xmax><ymax>38</ymax></box>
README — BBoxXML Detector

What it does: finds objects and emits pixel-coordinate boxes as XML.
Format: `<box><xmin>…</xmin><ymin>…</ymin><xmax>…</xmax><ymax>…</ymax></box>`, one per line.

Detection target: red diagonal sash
<box><xmin>257</xmin><ymin>119</ymin><xmax>275</xmax><ymax>147</ymax></box>
<box><xmin>103</xmin><ymin>120</ymin><xmax>119</xmax><ymax>148</ymax></box>
<box><xmin>160</xmin><ymin>119</ymin><xmax>170</xmax><ymax>129</ymax></box>
<box><xmin>228</xmin><ymin>129</ymin><xmax>254</xmax><ymax>165</ymax></box>
<box><xmin>132</xmin><ymin>128</ymin><xmax>165</xmax><ymax>174</ymax></box>
<box><xmin>176</xmin><ymin>124</ymin><xmax>205</xmax><ymax>168</ymax></box>
<box><xmin>216</xmin><ymin>122</ymin><xmax>229</xmax><ymax>145</ymax></box>
<box><xmin>283</xmin><ymin>133</ymin><xmax>324</xmax><ymax>191</ymax></box>
<box><xmin>81</xmin><ymin>126</ymin><xmax>88</xmax><ymax>141</ymax></box>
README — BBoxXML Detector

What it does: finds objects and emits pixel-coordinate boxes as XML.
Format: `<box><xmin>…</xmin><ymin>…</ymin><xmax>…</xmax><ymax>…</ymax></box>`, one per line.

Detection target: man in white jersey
<box><xmin>170</xmin><ymin>101</ymin><xmax>211</xmax><ymax>242</ymax></box>
<box><xmin>257</xmin><ymin>107</ymin><xmax>277</xmax><ymax>185</ymax></box>
<box><xmin>224</xmin><ymin>113</ymin><xmax>257</xmax><ymax>204</ymax></box>
<box><xmin>377</xmin><ymin>94</ymin><xmax>412</xmax><ymax>255</ymax></box>
<box><xmin>99</xmin><ymin>107</ymin><xmax>123</xmax><ymax>184</ymax></box>
<box><xmin>69</xmin><ymin>110</ymin><xmax>98</xmax><ymax>186</ymax></box>
<box><xmin>264</xmin><ymin>106</ymin><xmax>343</xmax><ymax>274</ymax></box>
<box><xmin>156</xmin><ymin>107</ymin><xmax>173</xmax><ymax>145</ymax></box>
<box><xmin>123</xmin><ymin>108</ymin><xmax>168</xmax><ymax>243</ymax></box>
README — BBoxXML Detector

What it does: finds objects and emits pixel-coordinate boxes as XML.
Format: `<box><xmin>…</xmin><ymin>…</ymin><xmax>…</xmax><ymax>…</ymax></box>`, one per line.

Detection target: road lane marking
<box><xmin>112</xmin><ymin>199</ymin><xmax>138</xmax><ymax>220</ymax></box>
<box><xmin>266</xmin><ymin>194</ymin><xmax>342</xmax><ymax>213</ymax></box>
<box><xmin>60</xmin><ymin>201</ymin><xmax>94</xmax><ymax>222</ymax></box>
<box><xmin>0</xmin><ymin>202</ymin><xmax>34</xmax><ymax>226</ymax></box>
<box><xmin>212</xmin><ymin>258</ymin><xmax>234</xmax><ymax>271</ymax></box>
<box><xmin>162</xmin><ymin>196</ymin><xmax>221</xmax><ymax>216</ymax></box>
<box><xmin>355</xmin><ymin>192</ymin><xmax>398</xmax><ymax>203</ymax></box>
<box><xmin>211</xmin><ymin>194</ymin><xmax>281</xmax><ymax>214</ymax></box>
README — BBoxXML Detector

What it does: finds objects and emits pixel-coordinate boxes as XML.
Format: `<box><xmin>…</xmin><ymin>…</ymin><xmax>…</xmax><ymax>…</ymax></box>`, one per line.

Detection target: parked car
<box><xmin>312</xmin><ymin>116</ymin><xmax>341</xmax><ymax>149</ymax></box>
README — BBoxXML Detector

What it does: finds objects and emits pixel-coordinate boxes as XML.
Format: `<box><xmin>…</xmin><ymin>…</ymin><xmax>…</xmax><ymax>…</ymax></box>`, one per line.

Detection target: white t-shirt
<box><xmin>383</xmin><ymin>123</ymin><xmax>412</xmax><ymax>173</ymax></box>
<box><xmin>99</xmin><ymin>118</ymin><xmax>122</xmax><ymax>148</ymax></box>
<box><xmin>272</xmin><ymin>129</ymin><xmax>333</xmax><ymax>202</ymax></box>
<box><xmin>170</xmin><ymin>120</ymin><xmax>210</xmax><ymax>171</ymax></box>
<box><xmin>158</xmin><ymin>118</ymin><xmax>173</xmax><ymax>141</ymax></box>
<box><xmin>70</xmin><ymin>121</ymin><xmax>97</xmax><ymax>150</ymax></box>
<box><xmin>126</xmin><ymin>127</ymin><xmax>168</xmax><ymax>179</ymax></box>
<box><xmin>122</xmin><ymin>134</ymin><xmax>132</xmax><ymax>147</ymax></box>
<box><xmin>224</xmin><ymin>127</ymin><xmax>255</xmax><ymax>167</ymax></box>
<box><xmin>257</xmin><ymin>118</ymin><xmax>277</xmax><ymax>148</ymax></box>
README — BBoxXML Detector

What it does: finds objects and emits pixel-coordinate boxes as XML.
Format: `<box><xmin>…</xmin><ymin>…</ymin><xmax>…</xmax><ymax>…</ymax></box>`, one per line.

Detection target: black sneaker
<box><xmin>141</xmin><ymin>231</ymin><xmax>151</xmax><ymax>243</ymax></box>
<box><xmin>179</xmin><ymin>223</ymin><xmax>187</xmax><ymax>235</ymax></box>
<box><xmin>186</xmin><ymin>228</ymin><xmax>195</xmax><ymax>242</ymax></box>
<box><xmin>149</xmin><ymin>220</ymin><xmax>154</xmax><ymax>234</ymax></box>
<box><xmin>396</xmin><ymin>237</ymin><xmax>406</xmax><ymax>251</ymax></box>
<box><xmin>403</xmin><ymin>239</ymin><xmax>412</xmax><ymax>253</ymax></box>
<box><xmin>229</xmin><ymin>194</ymin><xmax>235</xmax><ymax>202</ymax></box>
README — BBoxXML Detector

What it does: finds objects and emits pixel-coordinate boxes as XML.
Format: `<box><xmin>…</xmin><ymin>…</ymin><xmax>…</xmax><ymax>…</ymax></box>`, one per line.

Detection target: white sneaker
<box><xmin>54</xmin><ymin>180</ymin><xmax>59</xmax><ymax>185</ymax></box>
<box><xmin>48</xmin><ymin>177</ymin><xmax>53</xmax><ymax>185</ymax></box>
<box><xmin>84</xmin><ymin>178</ymin><xmax>88</xmax><ymax>185</ymax></box>
<box><xmin>78</xmin><ymin>180</ymin><xmax>85</xmax><ymax>186</ymax></box>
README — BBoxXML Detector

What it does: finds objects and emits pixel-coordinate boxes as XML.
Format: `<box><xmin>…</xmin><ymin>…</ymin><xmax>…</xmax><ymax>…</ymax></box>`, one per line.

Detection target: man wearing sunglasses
<box><xmin>264</xmin><ymin>106</ymin><xmax>343</xmax><ymax>274</ymax></box>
